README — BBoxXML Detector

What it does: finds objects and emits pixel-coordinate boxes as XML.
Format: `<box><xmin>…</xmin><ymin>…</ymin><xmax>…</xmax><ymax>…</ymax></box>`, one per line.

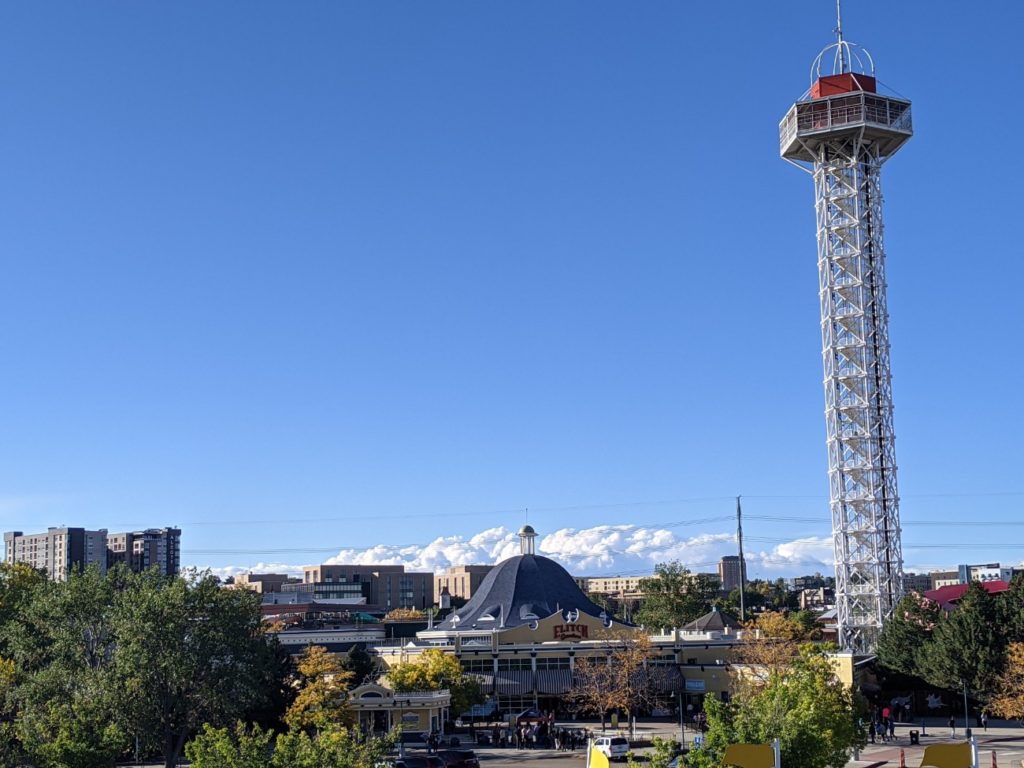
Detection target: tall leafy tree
<box><xmin>690</xmin><ymin>644</ymin><xmax>865</xmax><ymax>768</ymax></box>
<box><xmin>998</xmin><ymin>574</ymin><xmax>1024</xmax><ymax>644</ymax></box>
<box><xmin>919</xmin><ymin>582</ymin><xmax>1006</xmax><ymax>705</ymax></box>
<box><xmin>569</xmin><ymin>633</ymin><xmax>662</xmax><ymax>729</ymax></box>
<box><xmin>110</xmin><ymin>569</ymin><xmax>274</xmax><ymax>768</ymax></box>
<box><xmin>341</xmin><ymin>645</ymin><xmax>378</xmax><ymax>688</ymax></box>
<box><xmin>635</xmin><ymin>561</ymin><xmax>717</xmax><ymax>630</ymax></box>
<box><xmin>876</xmin><ymin>591</ymin><xmax>940</xmax><ymax>680</ymax></box>
<box><xmin>10</xmin><ymin>565</ymin><xmax>129</xmax><ymax>768</ymax></box>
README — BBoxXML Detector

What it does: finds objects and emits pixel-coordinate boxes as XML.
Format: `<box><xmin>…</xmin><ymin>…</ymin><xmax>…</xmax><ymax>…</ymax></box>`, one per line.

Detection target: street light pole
<box><xmin>962</xmin><ymin>680</ymin><xmax>970</xmax><ymax>736</ymax></box>
<box><xmin>678</xmin><ymin>690</ymin><xmax>686</xmax><ymax>746</ymax></box>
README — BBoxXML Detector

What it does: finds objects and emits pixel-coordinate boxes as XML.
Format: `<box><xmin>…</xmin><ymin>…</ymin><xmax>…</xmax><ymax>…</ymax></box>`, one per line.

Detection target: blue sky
<box><xmin>1</xmin><ymin>2</ymin><xmax>1021</xmax><ymax>580</ymax></box>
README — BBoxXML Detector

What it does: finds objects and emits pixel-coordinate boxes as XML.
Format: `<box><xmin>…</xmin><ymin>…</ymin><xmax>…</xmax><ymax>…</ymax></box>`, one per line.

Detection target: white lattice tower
<box><xmin>778</xmin><ymin>21</ymin><xmax>912</xmax><ymax>652</ymax></box>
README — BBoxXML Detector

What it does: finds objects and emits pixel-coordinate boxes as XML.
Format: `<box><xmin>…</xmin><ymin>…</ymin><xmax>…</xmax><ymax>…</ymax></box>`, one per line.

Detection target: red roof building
<box><xmin>922</xmin><ymin>580</ymin><xmax>1010</xmax><ymax>611</ymax></box>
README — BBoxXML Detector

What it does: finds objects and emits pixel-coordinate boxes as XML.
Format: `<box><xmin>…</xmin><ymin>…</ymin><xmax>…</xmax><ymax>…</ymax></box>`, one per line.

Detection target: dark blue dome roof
<box><xmin>437</xmin><ymin>554</ymin><xmax>615</xmax><ymax>631</ymax></box>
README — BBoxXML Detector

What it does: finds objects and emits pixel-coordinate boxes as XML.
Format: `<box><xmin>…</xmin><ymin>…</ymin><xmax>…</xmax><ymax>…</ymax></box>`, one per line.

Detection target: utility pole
<box><xmin>737</xmin><ymin>496</ymin><xmax>747</xmax><ymax>622</ymax></box>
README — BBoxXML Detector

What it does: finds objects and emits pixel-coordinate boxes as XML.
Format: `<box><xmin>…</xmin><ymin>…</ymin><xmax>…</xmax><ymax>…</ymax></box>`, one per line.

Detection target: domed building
<box><xmin>433</xmin><ymin>525</ymin><xmax>622</xmax><ymax>634</ymax></box>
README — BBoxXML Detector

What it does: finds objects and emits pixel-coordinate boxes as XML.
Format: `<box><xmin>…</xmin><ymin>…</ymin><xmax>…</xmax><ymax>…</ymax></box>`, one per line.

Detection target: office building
<box><xmin>287</xmin><ymin>564</ymin><xmax>433</xmax><ymax>610</ymax></box>
<box><xmin>956</xmin><ymin>563</ymin><xmax>1016</xmax><ymax>584</ymax></box>
<box><xmin>235</xmin><ymin>572</ymin><xmax>299</xmax><ymax>594</ymax></box>
<box><xmin>902</xmin><ymin>572</ymin><xmax>932</xmax><ymax>593</ymax></box>
<box><xmin>718</xmin><ymin>555</ymin><xmax>744</xmax><ymax>592</ymax></box>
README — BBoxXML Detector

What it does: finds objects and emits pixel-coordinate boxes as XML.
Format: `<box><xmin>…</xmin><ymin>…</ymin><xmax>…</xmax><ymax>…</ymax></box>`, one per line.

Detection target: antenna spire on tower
<box><xmin>835</xmin><ymin>0</ymin><xmax>848</xmax><ymax>72</ymax></box>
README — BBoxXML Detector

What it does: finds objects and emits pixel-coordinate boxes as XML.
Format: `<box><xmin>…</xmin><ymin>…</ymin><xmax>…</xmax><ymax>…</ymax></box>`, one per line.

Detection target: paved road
<box><xmin>456</xmin><ymin>718</ymin><xmax>1024</xmax><ymax>768</ymax></box>
<box><xmin>126</xmin><ymin>718</ymin><xmax>1024</xmax><ymax>768</ymax></box>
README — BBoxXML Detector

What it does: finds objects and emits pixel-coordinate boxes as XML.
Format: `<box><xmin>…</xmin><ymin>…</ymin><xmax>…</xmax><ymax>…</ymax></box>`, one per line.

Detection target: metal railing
<box><xmin>780</xmin><ymin>92</ymin><xmax>912</xmax><ymax>153</ymax></box>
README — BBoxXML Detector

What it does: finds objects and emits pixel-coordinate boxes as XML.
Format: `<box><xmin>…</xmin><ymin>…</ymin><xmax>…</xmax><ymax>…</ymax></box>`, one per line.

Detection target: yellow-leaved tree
<box><xmin>386</xmin><ymin>648</ymin><xmax>482</xmax><ymax>716</ymax></box>
<box><xmin>990</xmin><ymin>642</ymin><xmax>1024</xmax><ymax>723</ymax></box>
<box><xmin>285</xmin><ymin>645</ymin><xmax>354</xmax><ymax>732</ymax></box>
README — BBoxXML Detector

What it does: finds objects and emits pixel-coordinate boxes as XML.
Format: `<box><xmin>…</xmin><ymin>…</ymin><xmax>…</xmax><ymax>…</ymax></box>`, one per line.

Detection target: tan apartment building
<box><xmin>4</xmin><ymin>528</ymin><xmax>108</xmax><ymax>581</ymax></box>
<box><xmin>576</xmin><ymin>574</ymin><xmax>646</xmax><ymax>597</ymax></box>
<box><xmin>434</xmin><ymin>565</ymin><xmax>494</xmax><ymax>602</ymax></box>
<box><xmin>718</xmin><ymin>556</ymin><xmax>744</xmax><ymax>592</ymax></box>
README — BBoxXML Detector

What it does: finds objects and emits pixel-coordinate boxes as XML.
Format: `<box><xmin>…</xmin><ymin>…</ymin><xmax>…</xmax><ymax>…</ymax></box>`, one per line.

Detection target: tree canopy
<box><xmin>990</xmin><ymin>642</ymin><xmax>1024</xmax><ymax>723</ymax></box>
<box><xmin>569</xmin><ymin>633</ymin><xmax>662</xmax><ymax>729</ymax></box>
<box><xmin>0</xmin><ymin>564</ymin><xmax>278</xmax><ymax>768</ymax></box>
<box><xmin>690</xmin><ymin>644</ymin><xmax>864</xmax><ymax>768</ymax></box>
<box><xmin>186</xmin><ymin>721</ymin><xmax>395</xmax><ymax>768</ymax></box>
<box><xmin>285</xmin><ymin>645</ymin><xmax>354</xmax><ymax>732</ymax></box>
<box><xmin>634</xmin><ymin>561</ymin><xmax>717</xmax><ymax>630</ymax></box>
<box><xmin>386</xmin><ymin>648</ymin><xmax>482</xmax><ymax>715</ymax></box>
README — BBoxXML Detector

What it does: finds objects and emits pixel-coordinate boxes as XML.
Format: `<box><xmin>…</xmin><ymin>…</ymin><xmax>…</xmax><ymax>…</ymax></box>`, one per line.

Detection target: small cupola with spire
<box><xmin>518</xmin><ymin>525</ymin><xmax>537</xmax><ymax>555</ymax></box>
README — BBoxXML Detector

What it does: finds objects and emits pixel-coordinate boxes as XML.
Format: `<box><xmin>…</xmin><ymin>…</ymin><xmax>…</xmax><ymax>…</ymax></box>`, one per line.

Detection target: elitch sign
<box><xmin>553</xmin><ymin>623</ymin><xmax>590</xmax><ymax>641</ymax></box>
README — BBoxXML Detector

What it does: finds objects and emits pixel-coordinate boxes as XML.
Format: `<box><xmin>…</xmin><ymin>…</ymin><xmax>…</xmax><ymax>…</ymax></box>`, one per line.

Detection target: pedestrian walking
<box><xmin>981</xmin><ymin>711</ymin><xmax>988</xmax><ymax>732</ymax></box>
<box><xmin>949</xmin><ymin>714</ymin><xmax>956</xmax><ymax>737</ymax></box>
<box><xmin>868</xmin><ymin>721</ymin><xmax>876</xmax><ymax>744</ymax></box>
<box><xmin>888</xmin><ymin>719</ymin><xmax>895</xmax><ymax>741</ymax></box>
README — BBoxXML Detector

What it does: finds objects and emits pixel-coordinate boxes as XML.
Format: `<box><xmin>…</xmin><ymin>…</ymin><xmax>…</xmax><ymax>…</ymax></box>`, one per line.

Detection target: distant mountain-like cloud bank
<box><xmin>201</xmin><ymin>524</ymin><xmax>837</xmax><ymax>582</ymax></box>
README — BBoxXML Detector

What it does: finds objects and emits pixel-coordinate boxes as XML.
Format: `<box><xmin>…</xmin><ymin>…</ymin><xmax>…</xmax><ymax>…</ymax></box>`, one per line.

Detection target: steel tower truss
<box><xmin>780</xmin><ymin>52</ymin><xmax>913</xmax><ymax>652</ymax></box>
<box><xmin>816</xmin><ymin>137</ymin><xmax>902</xmax><ymax>653</ymax></box>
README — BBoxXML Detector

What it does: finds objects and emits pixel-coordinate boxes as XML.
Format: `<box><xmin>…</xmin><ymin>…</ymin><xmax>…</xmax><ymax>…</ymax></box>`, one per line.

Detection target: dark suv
<box><xmin>395</xmin><ymin>757</ymin><xmax>446</xmax><ymax>768</ymax></box>
<box><xmin>437</xmin><ymin>749</ymin><xmax>480</xmax><ymax>768</ymax></box>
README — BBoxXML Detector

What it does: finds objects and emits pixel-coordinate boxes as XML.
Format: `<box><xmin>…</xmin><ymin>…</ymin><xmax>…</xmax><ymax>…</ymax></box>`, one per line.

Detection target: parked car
<box><xmin>436</xmin><ymin>749</ymin><xmax>480</xmax><ymax>768</ymax></box>
<box><xmin>594</xmin><ymin>736</ymin><xmax>630</xmax><ymax>762</ymax></box>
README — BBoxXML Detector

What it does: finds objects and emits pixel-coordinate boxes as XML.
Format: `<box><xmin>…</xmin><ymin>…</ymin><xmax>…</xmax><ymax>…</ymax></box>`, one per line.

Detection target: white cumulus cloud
<box><xmin>198</xmin><ymin>526</ymin><xmax>840</xmax><ymax>580</ymax></box>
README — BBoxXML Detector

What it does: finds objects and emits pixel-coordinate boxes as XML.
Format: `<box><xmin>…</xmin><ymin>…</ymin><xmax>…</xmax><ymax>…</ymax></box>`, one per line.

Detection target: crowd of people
<box><xmin>478</xmin><ymin>721</ymin><xmax>588</xmax><ymax>750</ymax></box>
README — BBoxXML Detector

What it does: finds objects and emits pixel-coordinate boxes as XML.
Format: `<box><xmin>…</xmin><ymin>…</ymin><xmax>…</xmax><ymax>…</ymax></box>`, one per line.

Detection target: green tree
<box><xmin>10</xmin><ymin>565</ymin><xmax>129</xmax><ymax>768</ymax></box>
<box><xmin>0</xmin><ymin>562</ymin><xmax>48</xmax><ymax>657</ymax></box>
<box><xmin>876</xmin><ymin>591</ymin><xmax>939</xmax><ymax>680</ymax></box>
<box><xmin>186</xmin><ymin>721</ymin><xmax>395</xmax><ymax>768</ymax></box>
<box><xmin>628</xmin><ymin>736</ymin><xmax>680</xmax><ymax>768</ymax></box>
<box><xmin>16</xmin><ymin>670</ymin><xmax>127</xmax><ymax>768</ymax></box>
<box><xmin>386</xmin><ymin>648</ymin><xmax>482</xmax><ymax>715</ymax></box>
<box><xmin>689</xmin><ymin>645</ymin><xmax>865</xmax><ymax>768</ymax></box>
<box><xmin>635</xmin><ymin>561</ymin><xmax>717</xmax><ymax>630</ymax></box>
<box><xmin>920</xmin><ymin>582</ymin><xmax>1006</xmax><ymax>705</ymax></box>
<box><xmin>185</xmin><ymin>722</ymin><xmax>274</xmax><ymax>768</ymax></box>
<box><xmin>998</xmin><ymin>574</ymin><xmax>1024</xmax><ymax>644</ymax></box>
<box><xmin>110</xmin><ymin>569</ymin><xmax>275</xmax><ymax>768</ymax></box>
<box><xmin>341</xmin><ymin>644</ymin><xmax>378</xmax><ymax>688</ymax></box>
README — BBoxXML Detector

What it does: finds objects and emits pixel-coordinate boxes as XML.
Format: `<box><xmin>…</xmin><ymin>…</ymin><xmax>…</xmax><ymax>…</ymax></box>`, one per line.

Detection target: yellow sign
<box><xmin>722</xmin><ymin>744</ymin><xmax>776</xmax><ymax>768</ymax></box>
<box><xmin>590</xmin><ymin>746</ymin><xmax>610</xmax><ymax>768</ymax></box>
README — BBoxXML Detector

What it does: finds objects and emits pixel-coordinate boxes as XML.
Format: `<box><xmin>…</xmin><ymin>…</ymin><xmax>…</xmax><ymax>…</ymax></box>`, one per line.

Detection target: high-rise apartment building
<box><xmin>718</xmin><ymin>556</ymin><xmax>744</xmax><ymax>592</ymax></box>
<box><xmin>106</xmin><ymin>527</ymin><xmax>181</xmax><ymax>576</ymax></box>
<box><xmin>4</xmin><ymin>528</ymin><xmax>108</xmax><ymax>581</ymax></box>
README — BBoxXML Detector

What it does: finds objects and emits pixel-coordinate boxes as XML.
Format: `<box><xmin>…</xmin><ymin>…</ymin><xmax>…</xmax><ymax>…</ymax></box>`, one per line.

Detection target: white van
<box><xmin>594</xmin><ymin>736</ymin><xmax>630</xmax><ymax>761</ymax></box>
